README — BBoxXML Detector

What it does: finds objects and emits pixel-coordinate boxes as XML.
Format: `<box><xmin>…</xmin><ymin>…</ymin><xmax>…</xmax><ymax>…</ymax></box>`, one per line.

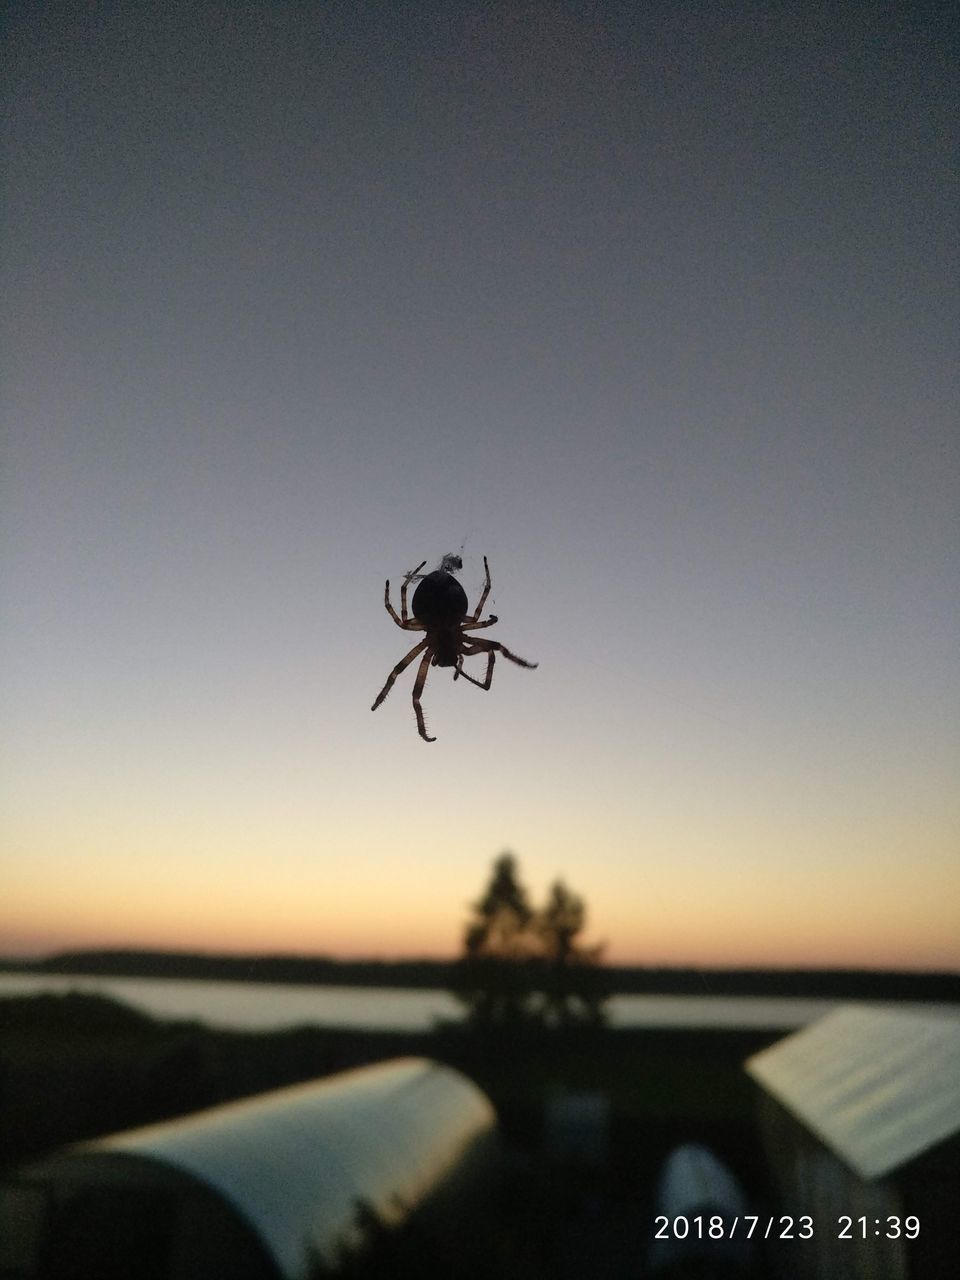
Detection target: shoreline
<box><xmin>1</xmin><ymin>950</ymin><xmax>956</xmax><ymax>1001</ymax></box>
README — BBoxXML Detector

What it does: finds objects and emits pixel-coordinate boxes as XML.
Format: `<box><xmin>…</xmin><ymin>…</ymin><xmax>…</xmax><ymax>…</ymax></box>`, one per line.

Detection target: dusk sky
<box><xmin>3</xmin><ymin>1</ymin><xmax>957</xmax><ymax>970</ymax></box>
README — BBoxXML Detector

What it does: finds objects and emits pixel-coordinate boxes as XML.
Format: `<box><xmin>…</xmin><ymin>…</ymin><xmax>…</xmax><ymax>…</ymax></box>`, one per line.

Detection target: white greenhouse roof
<box><xmin>81</xmin><ymin>1057</ymin><xmax>496</xmax><ymax>1279</ymax></box>
<box><xmin>745</xmin><ymin>1004</ymin><xmax>960</xmax><ymax>1181</ymax></box>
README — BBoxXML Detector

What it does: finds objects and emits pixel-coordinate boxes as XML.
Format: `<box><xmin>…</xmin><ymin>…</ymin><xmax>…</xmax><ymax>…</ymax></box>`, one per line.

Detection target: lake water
<box><xmin>2</xmin><ymin>972</ymin><xmax>957</xmax><ymax>1034</ymax></box>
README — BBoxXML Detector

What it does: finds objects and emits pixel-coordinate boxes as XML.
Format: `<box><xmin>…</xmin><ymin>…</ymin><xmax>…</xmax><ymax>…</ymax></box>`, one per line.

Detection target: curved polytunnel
<box><xmin>2</xmin><ymin>1058</ymin><xmax>498</xmax><ymax>1280</ymax></box>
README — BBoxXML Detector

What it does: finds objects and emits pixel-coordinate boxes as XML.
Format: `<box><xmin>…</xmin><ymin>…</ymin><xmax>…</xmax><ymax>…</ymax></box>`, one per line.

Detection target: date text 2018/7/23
<box><xmin>653</xmin><ymin>1215</ymin><xmax>920</xmax><ymax>1241</ymax></box>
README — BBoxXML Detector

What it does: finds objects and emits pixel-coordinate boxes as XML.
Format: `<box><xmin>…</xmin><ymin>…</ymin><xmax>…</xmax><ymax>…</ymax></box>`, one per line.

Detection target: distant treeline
<box><xmin>1</xmin><ymin>949</ymin><xmax>957</xmax><ymax>1001</ymax></box>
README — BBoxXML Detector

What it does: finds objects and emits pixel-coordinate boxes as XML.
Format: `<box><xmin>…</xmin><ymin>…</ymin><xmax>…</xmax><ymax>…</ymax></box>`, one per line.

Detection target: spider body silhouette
<box><xmin>371</xmin><ymin>557</ymin><xmax>538</xmax><ymax>742</ymax></box>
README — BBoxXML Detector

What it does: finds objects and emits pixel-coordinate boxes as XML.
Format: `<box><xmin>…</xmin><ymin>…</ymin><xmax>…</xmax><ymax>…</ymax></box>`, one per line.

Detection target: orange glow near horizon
<box><xmin>3</xmin><ymin>835</ymin><xmax>958</xmax><ymax>972</ymax></box>
<box><xmin>1</xmin><ymin>925</ymin><xmax>956</xmax><ymax>972</ymax></box>
<box><xmin>4</xmin><ymin>668</ymin><xmax>958</xmax><ymax>976</ymax></box>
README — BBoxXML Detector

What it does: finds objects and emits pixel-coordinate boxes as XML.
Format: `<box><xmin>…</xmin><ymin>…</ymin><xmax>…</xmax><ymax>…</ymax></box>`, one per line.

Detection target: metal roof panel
<box><xmin>745</xmin><ymin>1005</ymin><xmax>960</xmax><ymax>1180</ymax></box>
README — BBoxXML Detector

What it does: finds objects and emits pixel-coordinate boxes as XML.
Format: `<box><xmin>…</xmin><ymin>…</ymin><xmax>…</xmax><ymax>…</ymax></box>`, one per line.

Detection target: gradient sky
<box><xmin>2</xmin><ymin>1</ymin><xmax>958</xmax><ymax>970</ymax></box>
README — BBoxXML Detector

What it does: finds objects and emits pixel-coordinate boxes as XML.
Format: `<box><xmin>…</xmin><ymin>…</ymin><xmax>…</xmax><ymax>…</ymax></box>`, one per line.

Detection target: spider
<box><xmin>371</xmin><ymin>556</ymin><xmax>538</xmax><ymax>742</ymax></box>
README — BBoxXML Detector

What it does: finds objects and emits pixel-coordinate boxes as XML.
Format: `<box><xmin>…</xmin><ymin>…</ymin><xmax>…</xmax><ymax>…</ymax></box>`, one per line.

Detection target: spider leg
<box><xmin>464</xmin><ymin>637</ymin><xmax>538</xmax><ymax>670</ymax></box>
<box><xmin>384</xmin><ymin>577</ymin><xmax>425</xmax><ymax>630</ymax></box>
<box><xmin>454</xmin><ymin>648</ymin><xmax>496</xmax><ymax>690</ymax></box>
<box><xmin>400</xmin><ymin>561</ymin><xmax>427</xmax><ymax>623</ymax></box>
<box><xmin>467</xmin><ymin>556</ymin><xmax>493</xmax><ymax>621</ymax></box>
<box><xmin>410</xmin><ymin>647</ymin><xmax>436</xmax><ymax>742</ymax></box>
<box><xmin>462</xmin><ymin>614</ymin><xmax>498</xmax><ymax>631</ymax></box>
<box><xmin>371</xmin><ymin>639</ymin><xmax>430</xmax><ymax>711</ymax></box>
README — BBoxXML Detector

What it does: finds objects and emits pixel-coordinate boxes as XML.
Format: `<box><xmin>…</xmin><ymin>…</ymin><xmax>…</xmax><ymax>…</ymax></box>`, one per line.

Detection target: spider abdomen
<box><xmin>373</xmin><ymin>554</ymin><xmax>536</xmax><ymax>742</ymax></box>
<box><xmin>412</xmin><ymin>571</ymin><xmax>468</xmax><ymax>628</ymax></box>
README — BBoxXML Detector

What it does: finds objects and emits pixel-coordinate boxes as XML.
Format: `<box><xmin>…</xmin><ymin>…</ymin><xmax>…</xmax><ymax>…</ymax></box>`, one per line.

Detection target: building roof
<box><xmin>58</xmin><ymin>1057</ymin><xmax>496</xmax><ymax>1278</ymax></box>
<box><xmin>745</xmin><ymin>1004</ymin><xmax>960</xmax><ymax>1180</ymax></box>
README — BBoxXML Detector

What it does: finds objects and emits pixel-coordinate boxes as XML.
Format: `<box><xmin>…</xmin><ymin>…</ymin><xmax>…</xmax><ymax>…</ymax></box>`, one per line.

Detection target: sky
<box><xmin>2</xmin><ymin>1</ymin><xmax>958</xmax><ymax>971</ymax></box>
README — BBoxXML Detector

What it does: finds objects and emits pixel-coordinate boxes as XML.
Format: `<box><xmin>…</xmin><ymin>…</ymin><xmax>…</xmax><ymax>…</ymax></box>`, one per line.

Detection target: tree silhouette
<box><xmin>452</xmin><ymin>853</ymin><xmax>608</xmax><ymax>1028</ymax></box>
<box><xmin>537</xmin><ymin>879</ymin><xmax>608</xmax><ymax>1027</ymax></box>
<box><xmin>464</xmin><ymin>853</ymin><xmax>537</xmax><ymax>962</ymax></box>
